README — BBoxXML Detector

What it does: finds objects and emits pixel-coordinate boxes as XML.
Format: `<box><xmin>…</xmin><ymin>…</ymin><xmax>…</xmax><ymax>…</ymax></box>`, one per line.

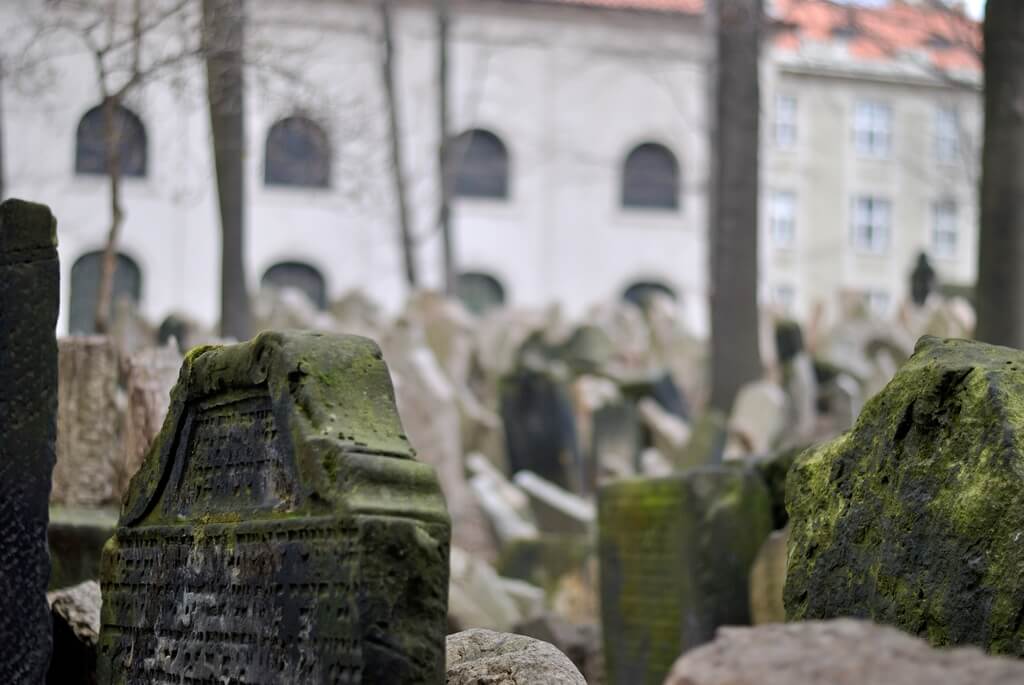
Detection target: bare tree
<box><xmin>976</xmin><ymin>1</ymin><xmax>1024</xmax><ymax>346</ymax></box>
<box><xmin>202</xmin><ymin>0</ymin><xmax>251</xmax><ymax>340</ymax></box>
<box><xmin>21</xmin><ymin>0</ymin><xmax>203</xmax><ymax>333</ymax></box>
<box><xmin>708</xmin><ymin>0</ymin><xmax>763</xmax><ymax>412</ymax></box>
<box><xmin>378</xmin><ymin>0</ymin><xmax>419</xmax><ymax>289</ymax></box>
<box><xmin>435</xmin><ymin>0</ymin><xmax>456</xmax><ymax>295</ymax></box>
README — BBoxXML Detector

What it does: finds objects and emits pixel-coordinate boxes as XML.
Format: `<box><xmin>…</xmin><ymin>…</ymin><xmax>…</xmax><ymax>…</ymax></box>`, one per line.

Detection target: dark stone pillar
<box><xmin>0</xmin><ymin>199</ymin><xmax>59</xmax><ymax>682</ymax></box>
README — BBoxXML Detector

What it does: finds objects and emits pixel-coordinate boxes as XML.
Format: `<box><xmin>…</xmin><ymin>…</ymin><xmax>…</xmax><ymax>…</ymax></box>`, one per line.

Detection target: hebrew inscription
<box><xmin>98</xmin><ymin>332</ymin><xmax>451</xmax><ymax>684</ymax></box>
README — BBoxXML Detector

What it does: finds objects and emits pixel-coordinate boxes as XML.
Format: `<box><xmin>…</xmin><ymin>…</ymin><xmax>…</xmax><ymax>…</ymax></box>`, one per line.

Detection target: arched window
<box><xmin>621</xmin><ymin>142</ymin><xmax>679</xmax><ymax>210</ymax></box>
<box><xmin>623</xmin><ymin>281</ymin><xmax>677</xmax><ymax>310</ymax></box>
<box><xmin>261</xmin><ymin>261</ymin><xmax>327</xmax><ymax>309</ymax></box>
<box><xmin>75</xmin><ymin>103</ymin><xmax>147</xmax><ymax>177</ymax></box>
<box><xmin>265</xmin><ymin>116</ymin><xmax>330</xmax><ymax>188</ymax></box>
<box><xmin>69</xmin><ymin>251</ymin><xmax>143</xmax><ymax>334</ymax></box>
<box><xmin>453</xmin><ymin>129</ymin><xmax>509</xmax><ymax>199</ymax></box>
<box><xmin>457</xmin><ymin>272</ymin><xmax>506</xmax><ymax>315</ymax></box>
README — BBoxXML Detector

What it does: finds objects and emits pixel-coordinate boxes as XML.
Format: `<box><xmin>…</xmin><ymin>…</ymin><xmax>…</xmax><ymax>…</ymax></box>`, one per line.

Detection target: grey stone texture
<box><xmin>0</xmin><ymin>199</ymin><xmax>60</xmax><ymax>683</ymax></box>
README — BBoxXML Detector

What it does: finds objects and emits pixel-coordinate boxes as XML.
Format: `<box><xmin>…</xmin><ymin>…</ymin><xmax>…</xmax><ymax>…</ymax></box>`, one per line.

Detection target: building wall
<box><xmin>0</xmin><ymin>0</ymin><xmax>978</xmax><ymax>337</ymax></box>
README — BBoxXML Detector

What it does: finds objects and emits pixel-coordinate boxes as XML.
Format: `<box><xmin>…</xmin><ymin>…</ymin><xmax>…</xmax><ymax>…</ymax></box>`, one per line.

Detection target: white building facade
<box><xmin>0</xmin><ymin>0</ymin><xmax>980</xmax><ymax>335</ymax></box>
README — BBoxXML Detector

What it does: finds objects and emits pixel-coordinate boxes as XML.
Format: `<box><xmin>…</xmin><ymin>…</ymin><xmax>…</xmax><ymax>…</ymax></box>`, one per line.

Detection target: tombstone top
<box><xmin>0</xmin><ymin>199</ymin><xmax>57</xmax><ymax>256</ymax></box>
<box><xmin>121</xmin><ymin>330</ymin><xmax>444</xmax><ymax>526</ymax></box>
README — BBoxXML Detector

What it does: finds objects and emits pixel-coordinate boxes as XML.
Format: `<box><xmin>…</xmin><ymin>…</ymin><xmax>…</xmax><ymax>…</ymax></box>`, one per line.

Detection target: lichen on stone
<box><xmin>785</xmin><ymin>336</ymin><xmax>1024</xmax><ymax>655</ymax></box>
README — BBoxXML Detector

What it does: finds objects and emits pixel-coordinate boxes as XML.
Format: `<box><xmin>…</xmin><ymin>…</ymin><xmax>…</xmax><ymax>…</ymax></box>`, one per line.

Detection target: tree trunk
<box><xmin>203</xmin><ymin>0</ymin><xmax>252</xmax><ymax>341</ymax></box>
<box><xmin>379</xmin><ymin>0</ymin><xmax>419</xmax><ymax>290</ymax></box>
<box><xmin>94</xmin><ymin>95</ymin><xmax>125</xmax><ymax>335</ymax></box>
<box><xmin>708</xmin><ymin>0</ymin><xmax>763</xmax><ymax>412</ymax></box>
<box><xmin>976</xmin><ymin>1</ymin><xmax>1024</xmax><ymax>348</ymax></box>
<box><xmin>436</xmin><ymin>0</ymin><xmax>456</xmax><ymax>296</ymax></box>
<box><xmin>0</xmin><ymin>65</ymin><xmax>5</xmax><ymax>201</ymax></box>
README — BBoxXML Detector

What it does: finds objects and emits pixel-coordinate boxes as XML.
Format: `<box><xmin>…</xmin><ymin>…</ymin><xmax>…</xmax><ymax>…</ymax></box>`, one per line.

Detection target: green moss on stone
<box><xmin>785</xmin><ymin>336</ymin><xmax>1024</xmax><ymax>655</ymax></box>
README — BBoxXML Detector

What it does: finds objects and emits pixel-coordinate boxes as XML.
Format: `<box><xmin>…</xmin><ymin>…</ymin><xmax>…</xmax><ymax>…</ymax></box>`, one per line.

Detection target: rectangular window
<box><xmin>768</xmin><ymin>190</ymin><xmax>797</xmax><ymax>248</ymax></box>
<box><xmin>853</xmin><ymin>101</ymin><xmax>892</xmax><ymax>158</ymax></box>
<box><xmin>866</xmin><ymin>290</ymin><xmax>891</xmax><ymax>319</ymax></box>
<box><xmin>934</xmin><ymin>106</ymin><xmax>959</xmax><ymax>163</ymax></box>
<box><xmin>932</xmin><ymin>200</ymin><xmax>958</xmax><ymax>258</ymax></box>
<box><xmin>772</xmin><ymin>284</ymin><xmax>796</xmax><ymax>314</ymax></box>
<box><xmin>851</xmin><ymin>196</ymin><xmax>891</xmax><ymax>254</ymax></box>
<box><xmin>774</xmin><ymin>95</ymin><xmax>797</xmax><ymax>149</ymax></box>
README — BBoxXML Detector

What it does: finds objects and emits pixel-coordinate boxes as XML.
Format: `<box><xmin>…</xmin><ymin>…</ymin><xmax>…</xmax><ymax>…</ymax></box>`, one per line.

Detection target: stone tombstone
<box><xmin>97</xmin><ymin>331</ymin><xmax>451</xmax><ymax>683</ymax></box>
<box><xmin>786</xmin><ymin>336</ymin><xmax>1024</xmax><ymax>655</ymax></box>
<box><xmin>0</xmin><ymin>199</ymin><xmax>60</xmax><ymax>683</ymax></box>
<box><xmin>599</xmin><ymin>466</ymin><xmax>772</xmax><ymax>685</ymax></box>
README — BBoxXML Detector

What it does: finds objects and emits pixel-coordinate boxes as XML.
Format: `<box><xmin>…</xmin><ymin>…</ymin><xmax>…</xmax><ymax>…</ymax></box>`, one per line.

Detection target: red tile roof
<box><xmin>772</xmin><ymin>0</ymin><xmax>981</xmax><ymax>73</ymax></box>
<box><xmin>524</xmin><ymin>0</ymin><xmax>981</xmax><ymax>74</ymax></box>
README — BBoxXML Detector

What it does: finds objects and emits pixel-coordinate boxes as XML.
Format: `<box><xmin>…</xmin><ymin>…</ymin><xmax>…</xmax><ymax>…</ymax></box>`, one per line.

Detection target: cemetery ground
<box><xmin>6</xmin><ymin>198</ymin><xmax>1024</xmax><ymax>683</ymax></box>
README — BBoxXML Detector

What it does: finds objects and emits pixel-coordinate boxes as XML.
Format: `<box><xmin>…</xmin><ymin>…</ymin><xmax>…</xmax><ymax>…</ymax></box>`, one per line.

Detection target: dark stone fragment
<box><xmin>0</xmin><ymin>198</ymin><xmax>59</xmax><ymax>684</ymax></box>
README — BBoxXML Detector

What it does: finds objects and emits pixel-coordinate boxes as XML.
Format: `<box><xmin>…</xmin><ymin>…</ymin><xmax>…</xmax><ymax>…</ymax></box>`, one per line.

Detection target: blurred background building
<box><xmin>0</xmin><ymin>0</ymin><xmax>980</xmax><ymax>335</ymax></box>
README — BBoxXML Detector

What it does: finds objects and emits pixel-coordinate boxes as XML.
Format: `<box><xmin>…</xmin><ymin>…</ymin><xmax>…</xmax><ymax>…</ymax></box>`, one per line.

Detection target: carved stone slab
<box><xmin>97</xmin><ymin>331</ymin><xmax>451</xmax><ymax>684</ymax></box>
<box><xmin>0</xmin><ymin>199</ymin><xmax>60</xmax><ymax>684</ymax></box>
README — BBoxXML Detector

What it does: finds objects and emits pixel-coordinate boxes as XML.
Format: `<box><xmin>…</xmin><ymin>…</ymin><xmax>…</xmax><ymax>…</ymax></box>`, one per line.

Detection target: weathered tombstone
<box><xmin>0</xmin><ymin>198</ymin><xmax>60</xmax><ymax>682</ymax></box>
<box><xmin>54</xmin><ymin>336</ymin><xmax>120</xmax><ymax>506</ymax></box>
<box><xmin>97</xmin><ymin>331</ymin><xmax>451</xmax><ymax>683</ymax></box>
<box><xmin>786</xmin><ymin>336</ymin><xmax>1024</xmax><ymax>655</ymax></box>
<box><xmin>599</xmin><ymin>466</ymin><xmax>772</xmax><ymax>685</ymax></box>
<box><xmin>500</xmin><ymin>368</ymin><xmax>579</xmax><ymax>489</ymax></box>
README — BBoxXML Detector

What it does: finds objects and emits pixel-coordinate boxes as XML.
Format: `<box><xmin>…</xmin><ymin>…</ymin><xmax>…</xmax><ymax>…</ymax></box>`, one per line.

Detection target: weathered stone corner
<box><xmin>785</xmin><ymin>335</ymin><xmax>1024</xmax><ymax>655</ymax></box>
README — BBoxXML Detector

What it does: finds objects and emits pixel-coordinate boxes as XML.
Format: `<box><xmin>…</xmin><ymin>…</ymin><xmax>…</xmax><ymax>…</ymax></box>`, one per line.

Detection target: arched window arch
<box><xmin>265</xmin><ymin>116</ymin><xmax>331</xmax><ymax>188</ymax></box>
<box><xmin>623</xmin><ymin>280</ymin><xmax>677</xmax><ymax>310</ymax></box>
<box><xmin>261</xmin><ymin>261</ymin><xmax>327</xmax><ymax>309</ymax></box>
<box><xmin>75</xmin><ymin>102</ymin><xmax>147</xmax><ymax>177</ymax></box>
<box><xmin>453</xmin><ymin>129</ymin><xmax>509</xmax><ymax>199</ymax></box>
<box><xmin>457</xmin><ymin>271</ymin><xmax>506</xmax><ymax>315</ymax></box>
<box><xmin>621</xmin><ymin>142</ymin><xmax>680</xmax><ymax>210</ymax></box>
<box><xmin>69</xmin><ymin>251</ymin><xmax>143</xmax><ymax>334</ymax></box>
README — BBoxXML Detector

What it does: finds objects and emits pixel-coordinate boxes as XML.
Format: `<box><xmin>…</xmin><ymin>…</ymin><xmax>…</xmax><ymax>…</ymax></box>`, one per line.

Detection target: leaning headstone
<box><xmin>513</xmin><ymin>471</ymin><xmax>595</xmax><ymax>535</ymax></box>
<box><xmin>786</xmin><ymin>336</ymin><xmax>1024</xmax><ymax>655</ymax></box>
<box><xmin>54</xmin><ymin>336</ymin><xmax>120</xmax><ymax>506</ymax></box>
<box><xmin>0</xmin><ymin>199</ymin><xmax>60</xmax><ymax>683</ymax></box>
<box><xmin>97</xmin><ymin>331</ymin><xmax>451</xmax><ymax>682</ymax></box>
<box><xmin>599</xmin><ymin>466</ymin><xmax>772</xmax><ymax>685</ymax></box>
<box><xmin>675</xmin><ymin>409</ymin><xmax>727</xmax><ymax>471</ymax></box>
<box><xmin>726</xmin><ymin>380</ymin><xmax>787</xmax><ymax>456</ymax></box>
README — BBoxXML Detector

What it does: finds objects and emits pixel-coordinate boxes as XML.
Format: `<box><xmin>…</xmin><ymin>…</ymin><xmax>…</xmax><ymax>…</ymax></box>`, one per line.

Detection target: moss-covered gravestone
<box><xmin>97</xmin><ymin>332</ymin><xmax>451</xmax><ymax>683</ymax></box>
<box><xmin>0</xmin><ymin>199</ymin><xmax>59</xmax><ymax>683</ymax></box>
<box><xmin>786</xmin><ymin>336</ymin><xmax>1024</xmax><ymax>655</ymax></box>
<box><xmin>598</xmin><ymin>466</ymin><xmax>772</xmax><ymax>685</ymax></box>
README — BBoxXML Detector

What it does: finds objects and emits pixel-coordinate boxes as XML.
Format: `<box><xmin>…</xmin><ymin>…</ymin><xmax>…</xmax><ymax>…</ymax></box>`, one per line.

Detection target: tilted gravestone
<box><xmin>97</xmin><ymin>331</ymin><xmax>451</xmax><ymax>683</ymax></box>
<box><xmin>599</xmin><ymin>466</ymin><xmax>772</xmax><ymax>685</ymax></box>
<box><xmin>0</xmin><ymin>199</ymin><xmax>60</xmax><ymax>683</ymax></box>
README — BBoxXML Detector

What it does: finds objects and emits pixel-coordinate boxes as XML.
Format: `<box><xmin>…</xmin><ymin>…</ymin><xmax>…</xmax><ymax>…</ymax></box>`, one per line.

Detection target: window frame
<box><xmin>74</xmin><ymin>102</ymin><xmax>148</xmax><ymax>178</ymax></box>
<box><xmin>853</xmin><ymin>100</ymin><xmax>893</xmax><ymax>159</ymax></box>
<box><xmin>264</xmin><ymin>115</ymin><xmax>332</xmax><ymax>189</ymax></box>
<box><xmin>850</xmin><ymin>196</ymin><xmax>892</xmax><ymax>255</ymax></box>
<box><xmin>931</xmin><ymin>199</ymin><xmax>958</xmax><ymax>259</ymax></box>
<box><xmin>768</xmin><ymin>190</ymin><xmax>798</xmax><ymax>249</ymax></box>
<box><xmin>773</xmin><ymin>94</ymin><xmax>798</xmax><ymax>150</ymax></box>
<box><xmin>934</xmin><ymin>105</ymin><xmax>960</xmax><ymax>164</ymax></box>
<box><xmin>620</xmin><ymin>142</ymin><xmax>681</xmax><ymax>211</ymax></box>
<box><xmin>452</xmin><ymin>129</ymin><xmax>510</xmax><ymax>201</ymax></box>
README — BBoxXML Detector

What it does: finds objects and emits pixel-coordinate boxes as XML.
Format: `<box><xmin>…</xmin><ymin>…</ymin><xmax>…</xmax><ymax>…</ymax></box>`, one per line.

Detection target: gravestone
<box><xmin>599</xmin><ymin>466</ymin><xmax>772</xmax><ymax>685</ymax></box>
<box><xmin>97</xmin><ymin>331</ymin><xmax>451</xmax><ymax>683</ymax></box>
<box><xmin>0</xmin><ymin>199</ymin><xmax>60</xmax><ymax>683</ymax></box>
